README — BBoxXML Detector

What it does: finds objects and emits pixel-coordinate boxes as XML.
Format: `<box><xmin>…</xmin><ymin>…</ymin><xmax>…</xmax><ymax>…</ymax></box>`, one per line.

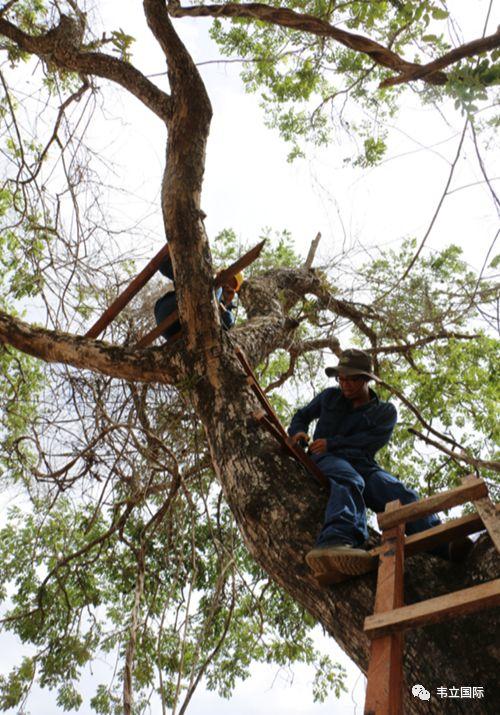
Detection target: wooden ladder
<box><xmin>235</xmin><ymin>348</ymin><xmax>329</xmax><ymax>488</ymax></box>
<box><xmin>84</xmin><ymin>241</ymin><xmax>266</xmax><ymax>347</ymax></box>
<box><xmin>363</xmin><ymin>474</ymin><xmax>500</xmax><ymax>714</ymax></box>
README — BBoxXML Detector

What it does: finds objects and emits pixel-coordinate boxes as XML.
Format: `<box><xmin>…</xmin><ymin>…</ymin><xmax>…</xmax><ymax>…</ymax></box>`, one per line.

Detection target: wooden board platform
<box><xmin>377</xmin><ymin>480</ymin><xmax>488</xmax><ymax>530</ymax></box>
<box><xmin>364</xmin><ymin>579</ymin><xmax>500</xmax><ymax>639</ymax></box>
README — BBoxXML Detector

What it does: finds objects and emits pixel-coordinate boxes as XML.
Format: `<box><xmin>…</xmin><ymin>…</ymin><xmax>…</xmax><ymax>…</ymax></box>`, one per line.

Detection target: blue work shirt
<box><xmin>288</xmin><ymin>387</ymin><xmax>397</xmax><ymax>461</ymax></box>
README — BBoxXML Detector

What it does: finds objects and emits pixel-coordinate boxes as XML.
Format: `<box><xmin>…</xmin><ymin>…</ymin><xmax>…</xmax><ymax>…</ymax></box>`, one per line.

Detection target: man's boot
<box><xmin>306</xmin><ymin>543</ymin><xmax>377</xmax><ymax>577</ymax></box>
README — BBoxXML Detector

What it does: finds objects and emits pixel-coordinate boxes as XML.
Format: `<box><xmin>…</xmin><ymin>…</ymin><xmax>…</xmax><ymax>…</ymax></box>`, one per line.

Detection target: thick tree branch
<box><xmin>0</xmin><ymin>14</ymin><xmax>172</xmax><ymax>122</ymax></box>
<box><xmin>142</xmin><ymin>0</ymin><xmax>218</xmax><ymax>358</ymax></box>
<box><xmin>168</xmin><ymin>1</ymin><xmax>500</xmax><ymax>87</ymax></box>
<box><xmin>382</xmin><ymin>28</ymin><xmax>500</xmax><ymax>87</ymax></box>
<box><xmin>304</xmin><ymin>232</ymin><xmax>321</xmax><ymax>270</ymax></box>
<box><xmin>144</xmin><ymin>0</ymin><xmax>211</xmax><ymax>107</ymax></box>
<box><xmin>0</xmin><ymin>310</ymin><xmax>182</xmax><ymax>384</ymax></box>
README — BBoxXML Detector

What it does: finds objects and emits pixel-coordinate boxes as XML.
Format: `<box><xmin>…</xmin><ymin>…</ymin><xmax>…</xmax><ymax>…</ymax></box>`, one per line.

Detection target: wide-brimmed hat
<box><xmin>325</xmin><ymin>348</ymin><xmax>376</xmax><ymax>379</ymax></box>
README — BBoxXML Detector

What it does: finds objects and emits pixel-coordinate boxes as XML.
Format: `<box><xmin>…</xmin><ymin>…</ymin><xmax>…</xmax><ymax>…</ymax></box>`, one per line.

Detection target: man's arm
<box><xmin>326</xmin><ymin>403</ymin><xmax>397</xmax><ymax>454</ymax></box>
<box><xmin>288</xmin><ymin>391</ymin><xmax>324</xmax><ymax>437</ymax></box>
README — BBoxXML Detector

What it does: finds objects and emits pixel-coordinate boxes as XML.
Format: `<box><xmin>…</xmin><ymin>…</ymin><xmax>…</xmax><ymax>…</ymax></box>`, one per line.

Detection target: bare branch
<box><xmin>124</xmin><ymin>547</ymin><xmax>146</xmax><ymax>715</ymax></box>
<box><xmin>304</xmin><ymin>231</ymin><xmax>321</xmax><ymax>270</ymax></box>
<box><xmin>19</xmin><ymin>78</ymin><xmax>91</xmax><ymax>186</ymax></box>
<box><xmin>264</xmin><ymin>337</ymin><xmax>340</xmax><ymax>393</ymax></box>
<box><xmin>409</xmin><ymin>428</ymin><xmax>500</xmax><ymax>474</ymax></box>
<box><xmin>369</xmin><ymin>332</ymin><xmax>480</xmax><ymax>355</ymax></box>
<box><xmin>375</xmin><ymin>376</ymin><xmax>468</xmax><ymax>452</ymax></box>
<box><xmin>374</xmin><ymin>118</ymin><xmax>469</xmax><ymax>304</ymax></box>
<box><xmin>0</xmin><ymin>14</ymin><xmax>171</xmax><ymax>121</ymax></box>
<box><xmin>470</xmin><ymin>122</ymin><xmax>500</xmax><ymax>216</ymax></box>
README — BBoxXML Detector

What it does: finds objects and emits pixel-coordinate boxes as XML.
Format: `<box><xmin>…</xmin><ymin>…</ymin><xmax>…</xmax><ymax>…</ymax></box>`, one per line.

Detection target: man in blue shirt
<box><xmin>288</xmin><ymin>348</ymin><xmax>448</xmax><ymax>579</ymax></box>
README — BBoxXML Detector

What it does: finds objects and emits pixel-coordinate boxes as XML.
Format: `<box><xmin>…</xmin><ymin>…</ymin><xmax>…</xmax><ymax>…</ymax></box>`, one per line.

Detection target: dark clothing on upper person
<box><xmin>159</xmin><ymin>255</ymin><xmax>175</xmax><ymax>281</ymax></box>
<box><xmin>154</xmin><ymin>254</ymin><xmax>179</xmax><ymax>339</ymax></box>
<box><xmin>288</xmin><ymin>387</ymin><xmax>396</xmax><ymax>461</ymax></box>
<box><xmin>154</xmin><ymin>291</ymin><xmax>180</xmax><ymax>340</ymax></box>
<box><xmin>154</xmin><ymin>255</ymin><xmax>236</xmax><ymax>340</ymax></box>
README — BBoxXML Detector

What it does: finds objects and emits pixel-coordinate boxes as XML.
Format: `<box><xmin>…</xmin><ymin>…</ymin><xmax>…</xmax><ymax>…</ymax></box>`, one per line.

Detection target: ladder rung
<box><xmin>86</xmin><ymin>244</ymin><xmax>170</xmax><ymax>339</ymax></box>
<box><xmin>377</xmin><ymin>479</ymin><xmax>488</xmax><ymax>530</ymax></box>
<box><xmin>364</xmin><ymin>579</ymin><xmax>500</xmax><ymax>639</ymax></box>
<box><xmin>136</xmin><ymin>308</ymin><xmax>180</xmax><ymax>348</ymax></box>
<box><xmin>369</xmin><ymin>504</ymin><xmax>500</xmax><ymax>558</ymax></box>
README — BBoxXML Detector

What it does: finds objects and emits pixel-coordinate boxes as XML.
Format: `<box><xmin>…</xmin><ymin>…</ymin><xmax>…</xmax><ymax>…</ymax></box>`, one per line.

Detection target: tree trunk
<box><xmin>191</xmin><ymin>355</ymin><xmax>500</xmax><ymax>714</ymax></box>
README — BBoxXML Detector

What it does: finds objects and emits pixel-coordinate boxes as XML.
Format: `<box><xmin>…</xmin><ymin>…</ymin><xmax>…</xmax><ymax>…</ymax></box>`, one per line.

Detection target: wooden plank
<box><xmin>247</xmin><ymin>378</ymin><xmax>289</xmax><ymax>439</ymax></box>
<box><xmin>364</xmin><ymin>579</ymin><xmax>500</xmax><ymax>639</ymax></box>
<box><xmin>369</xmin><ymin>505</ymin><xmax>500</xmax><ymax>559</ymax></box>
<box><xmin>215</xmin><ymin>240</ymin><xmax>266</xmax><ymax>287</ymax></box>
<box><xmin>136</xmin><ymin>307</ymin><xmax>180</xmax><ymax>349</ymax></box>
<box><xmin>377</xmin><ymin>480</ymin><xmax>488</xmax><ymax>530</ymax></box>
<box><xmin>238</xmin><ymin>350</ymin><xmax>330</xmax><ymax>488</ymax></box>
<box><xmin>473</xmin><ymin>496</ymin><xmax>500</xmax><ymax>553</ymax></box>
<box><xmin>463</xmin><ymin>475</ymin><xmax>500</xmax><ymax>554</ymax></box>
<box><xmin>238</xmin><ymin>353</ymin><xmax>289</xmax><ymax>432</ymax></box>
<box><xmin>364</xmin><ymin>501</ymin><xmax>405</xmax><ymax>715</ymax></box>
<box><xmin>237</xmin><ymin>349</ymin><xmax>290</xmax><ymax>440</ymax></box>
<box><xmin>86</xmin><ymin>244</ymin><xmax>170</xmax><ymax>339</ymax></box>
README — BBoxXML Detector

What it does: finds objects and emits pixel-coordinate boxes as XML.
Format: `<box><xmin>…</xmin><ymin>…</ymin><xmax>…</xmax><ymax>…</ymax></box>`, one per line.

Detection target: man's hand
<box><xmin>289</xmin><ymin>432</ymin><xmax>309</xmax><ymax>448</ymax></box>
<box><xmin>309</xmin><ymin>438</ymin><xmax>327</xmax><ymax>454</ymax></box>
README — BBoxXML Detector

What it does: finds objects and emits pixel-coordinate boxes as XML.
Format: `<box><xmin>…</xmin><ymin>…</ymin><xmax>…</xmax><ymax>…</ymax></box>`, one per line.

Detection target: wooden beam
<box><xmin>238</xmin><ymin>350</ymin><xmax>329</xmax><ymax>488</ymax></box>
<box><xmin>86</xmin><ymin>244</ymin><xmax>170</xmax><ymax>339</ymax></box>
<box><xmin>463</xmin><ymin>475</ymin><xmax>500</xmax><ymax>554</ymax></box>
<box><xmin>136</xmin><ymin>307</ymin><xmax>180</xmax><ymax>349</ymax></box>
<box><xmin>364</xmin><ymin>501</ymin><xmax>405</xmax><ymax>715</ymax></box>
<box><xmin>134</xmin><ymin>241</ymin><xmax>265</xmax><ymax>349</ymax></box>
<box><xmin>369</xmin><ymin>505</ymin><xmax>500</xmax><ymax>559</ymax></box>
<box><xmin>473</xmin><ymin>496</ymin><xmax>500</xmax><ymax>553</ymax></box>
<box><xmin>252</xmin><ymin>410</ymin><xmax>329</xmax><ymax>488</ymax></box>
<box><xmin>377</xmin><ymin>480</ymin><xmax>488</xmax><ymax>530</ymax></box>
<box><xmin>245</xmin><ymin>374</ymin><xmax>288</xmax><ymax>439</ymax></box>
<box><xmin>215</xmin><ymin>240</ymin><xmax>266</xmax><ymax>288</ymax></box>
<box><xmin>364</xmin><ymin>579</ymin><xmax>500</xmax><ymax>639</ymax></box>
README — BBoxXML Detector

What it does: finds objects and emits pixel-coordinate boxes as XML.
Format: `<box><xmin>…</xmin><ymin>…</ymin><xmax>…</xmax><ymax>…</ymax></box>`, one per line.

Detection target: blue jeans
<box><xmin>312</xmin><ymin>453</ymin><xmax>445</xmax><ymax>556</ymax></box>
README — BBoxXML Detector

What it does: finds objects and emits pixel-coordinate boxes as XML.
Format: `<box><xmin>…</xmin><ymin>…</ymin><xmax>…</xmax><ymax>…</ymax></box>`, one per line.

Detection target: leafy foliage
<box><xmin>0</xmin><ymin>1</ymin><xmax>498</xmax><ymax>713</ymax></box>
<box><xmin>208</xmin><ymin>0</ymin><xmax>498</xmax><ymax>159</ymax></box>
<box><xmin>0</xmin><ymin>367</ymin><xmax>345</xmax><ymax>713</ymax></box>
<box><xmin>350</xmin><ymin>240</ymin><xmax>499</xmax><ymax>490</ymax></box>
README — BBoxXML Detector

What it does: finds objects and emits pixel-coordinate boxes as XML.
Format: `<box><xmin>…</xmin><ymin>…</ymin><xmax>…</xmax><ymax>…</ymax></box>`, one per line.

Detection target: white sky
<box><xmin>90</xmin><ymin>1</ymin><xmax>499</xmax><ymax>275</ymax></box>
<box><xmin>1</xmin><ymin>1</ymin><xmax>499</xmax><ymax>713</ymax></box>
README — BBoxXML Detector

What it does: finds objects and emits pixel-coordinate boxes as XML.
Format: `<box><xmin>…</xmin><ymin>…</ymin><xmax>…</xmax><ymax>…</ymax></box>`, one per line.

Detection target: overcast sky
<box><xmin>1</xmin><ymin>1</ymin><xmax>499</xmax><ymax>713</ymax></box>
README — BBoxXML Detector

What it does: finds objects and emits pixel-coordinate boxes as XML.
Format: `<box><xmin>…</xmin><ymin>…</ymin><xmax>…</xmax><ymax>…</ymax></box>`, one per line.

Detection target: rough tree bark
<box><xmin>0</xmin><ymin>2</ymin><xmax>499</xmax><ymax>713</ymax></box>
